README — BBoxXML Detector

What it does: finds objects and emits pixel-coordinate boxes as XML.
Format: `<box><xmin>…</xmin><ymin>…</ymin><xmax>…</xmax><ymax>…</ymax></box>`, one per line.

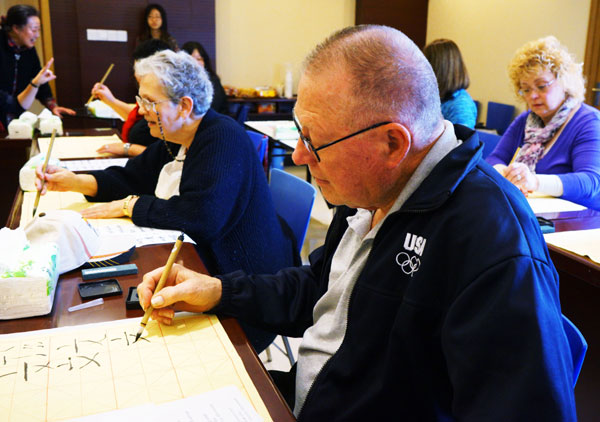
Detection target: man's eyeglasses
<box><xmin>135</xmin><ymin>95</ymin><xmax>171</xmax><ymax>112</ymax></box>
<box><xmin>518</xmin><ymin>79</ymin><xmax>556</xmax><ymax>97</ymax></box>
<box><xmin>293</xmin><ymin>112</ymin><xmax>391</xmax><ymax>162</ymax></box>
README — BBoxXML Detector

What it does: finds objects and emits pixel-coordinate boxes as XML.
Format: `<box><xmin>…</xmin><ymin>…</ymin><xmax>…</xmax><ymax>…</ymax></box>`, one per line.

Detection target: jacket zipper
<box><xmin>297</xmin><ymin>197</ymin><xmax>448</xmax><ymax>419</ymax></box>
<box><xmin>296</xmin><ymin>263</ymin><xmax>358</xmax><ymax>420</ymax></box>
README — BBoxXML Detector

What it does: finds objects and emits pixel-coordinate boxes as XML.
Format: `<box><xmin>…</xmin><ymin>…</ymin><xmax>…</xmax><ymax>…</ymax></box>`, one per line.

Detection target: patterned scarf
<box><xmin>515</xmin><ymin>96</ymin><xmax>577</xmax><ymax>171</ymax></box>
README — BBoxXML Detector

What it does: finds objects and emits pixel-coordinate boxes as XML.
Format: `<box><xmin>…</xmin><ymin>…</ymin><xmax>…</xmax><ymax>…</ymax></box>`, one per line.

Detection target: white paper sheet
<box><xmin>70</xmin><ymin>387</ymin><xmax>262</xmax><ymax>422</ymax></box>
<box><xmin>245</xmin><ymin>120</ymin><xmax>297</xmax><ymax>149</ymax></box>
<box><xmin>38</xmin><ymin>135</ymin><xmax>121</xmax><ymax>159</ymax></box>
<box><xmin>92</xmin><ymin>224</ymin><xmax>195</xmax><ymax>247</ymax></box>
<box><xmin>544</xmin><ymin>228</ymin><xmax>600</xmax><ymax>264</ymax></box>
<box><xmin>527</xmin><ymin>197</ymin><xmax>586</xmax><ymax>214</ymax></box>
<box><xmin>61</xmin><ymin>158</ymin><xmax>128</xmax><ymax>172</ymax></box>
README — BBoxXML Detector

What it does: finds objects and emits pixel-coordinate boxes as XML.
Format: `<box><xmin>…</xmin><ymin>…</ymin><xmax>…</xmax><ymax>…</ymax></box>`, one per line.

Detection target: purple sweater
<box><xmin>486</xmin><ymin>104</ymin><xmax>600</xmax><ymax>210</ymax></box>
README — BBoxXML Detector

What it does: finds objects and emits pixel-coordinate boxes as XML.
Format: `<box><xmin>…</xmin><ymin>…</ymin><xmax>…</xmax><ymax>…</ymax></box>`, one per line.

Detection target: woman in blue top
<box><xmin>423</xmin><ymin>39</ymin><xmax>477</xmax><ymax>128</ymax></box>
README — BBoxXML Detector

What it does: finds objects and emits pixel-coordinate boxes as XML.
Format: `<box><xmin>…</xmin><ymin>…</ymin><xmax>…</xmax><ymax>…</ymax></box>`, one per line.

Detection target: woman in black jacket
<box><xmin>0</xmin><ymin>4</ymin><xmax>74</xmax><ymax>127</ymax></box>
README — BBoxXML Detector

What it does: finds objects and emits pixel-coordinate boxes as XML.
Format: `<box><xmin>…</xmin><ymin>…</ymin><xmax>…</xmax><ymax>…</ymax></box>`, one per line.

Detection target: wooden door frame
<box><xmin>583</xmin><ymin>0</ymin><xmax>600</xmax><ymax>106</ymax></box>
<box><xmin>39</xmin><ymin>0</ymin><xmax>56</xmax><ymax>97</ymax></box>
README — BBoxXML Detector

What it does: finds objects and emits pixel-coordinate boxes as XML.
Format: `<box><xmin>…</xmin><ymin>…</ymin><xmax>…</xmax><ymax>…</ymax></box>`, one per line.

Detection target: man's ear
<box><xmin>384</xmin><ymin>123</ymin><xmax>411</xmax><ymax>168</ymax></box>
<box><xmin>179</xmin><ymin>96</ymin><xmax>194</xmax><ymax>118</ymax></box>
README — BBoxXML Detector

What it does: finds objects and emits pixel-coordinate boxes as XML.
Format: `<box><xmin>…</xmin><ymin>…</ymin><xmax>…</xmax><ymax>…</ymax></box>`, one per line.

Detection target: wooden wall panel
<box><xmin>356</xmin><ymin>0</ymin><xmax>429</xmax><ymax>48</ymax></box>
<box><xmin>48</xmin><ymin>0</ymin><xmax>81</xmax><ymax>108</ymax></box>
<box><xmin>162</xmin><ymin>0</ymin><xmax>216</xmax><ymax>67</ymax></box>
<box><xmin>75</xmin><ymin>0</ymin><xmax>146</xmax><ymax>107</ymax></box>
<box><xmin>49</xmin><ymin>0</ymin><xmax>215</xmax><ymax>109</ymax></box>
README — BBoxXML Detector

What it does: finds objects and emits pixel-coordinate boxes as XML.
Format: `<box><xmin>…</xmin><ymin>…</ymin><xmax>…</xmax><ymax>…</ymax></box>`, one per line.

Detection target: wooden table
<box><xmin>538</xmin><ymin>208</ymin><xmax>600</xmax><ymax>422</ymax></box>
<box><xmin>62</xmin><ymin>108</ymin><xmax>123</xmax><ymax>131</ymax></box>
<box><xmin>0</xmin><ymin>135</ymin><xmax>32</xmax><ymax>226</ymax></box>
<box><xmin>2</xmin><ymin>190</ymin><xmax>294</xmax><ymax>422</ymax></box>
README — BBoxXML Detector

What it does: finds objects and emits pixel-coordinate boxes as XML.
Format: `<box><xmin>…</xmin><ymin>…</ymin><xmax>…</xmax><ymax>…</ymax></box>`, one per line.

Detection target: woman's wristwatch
<box><xmin>122</xmin><ymin>195</ymin><xmax>138</xmax><ymax>217</ymax></box>
<box><xmin>30</xmin><ymin>80</ymin><xmax>39</xmax><ymax>88</ymax></box>
<box><xmin>123</xmin><ymin>142</ymin><xmax>131</xmax><ymax>156</ymax></box>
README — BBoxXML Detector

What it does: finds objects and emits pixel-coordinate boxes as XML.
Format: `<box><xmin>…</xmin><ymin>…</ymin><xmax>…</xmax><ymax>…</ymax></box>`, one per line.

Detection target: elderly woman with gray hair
<box><xmin>486</xmin><ymin>36</ymin><xmax>600</xmax><ymax>209</ymax></box>
<box><xmin>36</xmin><ymin>50</ymin><xmax>296</xmax><ymax>351</ymax></box>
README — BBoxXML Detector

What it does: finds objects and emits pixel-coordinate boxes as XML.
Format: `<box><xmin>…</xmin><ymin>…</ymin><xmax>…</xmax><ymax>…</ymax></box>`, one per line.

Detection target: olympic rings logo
<box><xmin>395</xmin><ymin>252</ymin><xmax>420</xmax><ymax>277</ymax></box>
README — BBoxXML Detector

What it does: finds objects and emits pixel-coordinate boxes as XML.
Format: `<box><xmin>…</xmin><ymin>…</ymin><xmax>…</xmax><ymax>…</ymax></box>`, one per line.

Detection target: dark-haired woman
<box><xmin>0</xmin><ymin>4</ymin><xmax>75</xmax><ymax>127</ymax></box>
<box><xmin>91</xmin><ymin>39</ymin><xmax>172</xmax><ymax>156</ymax></box>
<box><xmin>423</xmin><ymin>39</ymin><xmax>477</xmax><ymax>128</ymax></box>
<box><xmin>182</xmin><ymin>41</ymin><xmax>227</xmax><ymax>114</ymax></box>
<box><xmin>137</xmin><ymin>4</ymin><xmax>177</xmax><ymax>51</ymax></box>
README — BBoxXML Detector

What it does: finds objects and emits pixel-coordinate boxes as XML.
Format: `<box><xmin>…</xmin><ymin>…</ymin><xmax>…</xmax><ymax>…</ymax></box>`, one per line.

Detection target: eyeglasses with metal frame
<box><xmin>135</xmin><ymin>95</ymin><xmax>172</xmax><ymax>112</ymax></box>
<box><xmin>293</xmin><ymin>111</ymin><xmax>392</xmax><ymax>162</ymax></box>
<box><xmin>518</xmin><ymin>78</ymin><xmax>556</xmax><ymax>97</ymax></box>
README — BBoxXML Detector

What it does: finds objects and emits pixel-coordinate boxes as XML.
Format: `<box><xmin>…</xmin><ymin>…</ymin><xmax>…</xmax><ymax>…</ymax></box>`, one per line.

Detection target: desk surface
<box><xmin>0</xmin><ymin>241</ymin><xmax>294</xmax><ymax>421</ymax></box>
<box><xmin>539</xmin><ymin>209</ymin><xmax>600</xmax><ymax>285</ymax></box>
<box><xmin>3</xmin><ymin>173</ymin><xmax>294</xmax><ymax>421</ymax></box>
<box><xmin>245</xmin><ymin>120</ymin><xmax>297</xmax><ymax>150</ymax></box>
<box><xmin>540</xmin><ymin>208</ymin><xmax>600</xmax><ymax>422</ymax></box>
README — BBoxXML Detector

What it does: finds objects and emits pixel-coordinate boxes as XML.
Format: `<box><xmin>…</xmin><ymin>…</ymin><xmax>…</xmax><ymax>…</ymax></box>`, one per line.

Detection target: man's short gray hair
<box><xmin>135</xmin><ymin>50</ymin><xmax>213</xmax><ymax>116</ymax></box>
<box><xmin>303</xmin><ymin>25</ymin><xmax>442</xmax><ymax>143</ymax></box>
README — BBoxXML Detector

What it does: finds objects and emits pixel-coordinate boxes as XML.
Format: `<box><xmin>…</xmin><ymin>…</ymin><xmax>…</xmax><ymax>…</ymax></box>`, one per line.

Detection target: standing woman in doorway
<box><xmin>0</xmin><ymin>4</ymin><xmax>75</xmax><ymax>128</ymax></box>
<box><xmin>137</xmin><ymin>3</ymin><xmax>178</xmax><ymax>51</ymax></box>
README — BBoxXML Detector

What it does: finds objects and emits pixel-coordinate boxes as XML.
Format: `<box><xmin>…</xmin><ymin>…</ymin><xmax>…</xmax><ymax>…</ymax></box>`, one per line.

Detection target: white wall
<box><xmin>427</xmin><ymin>0</ymin><xmax>591</xmax><ymax>120</ymax></box>
<box><xmin>215</xmin><ymin>0</ymin><xmax>355</xmax><ymax>95</ymax></box>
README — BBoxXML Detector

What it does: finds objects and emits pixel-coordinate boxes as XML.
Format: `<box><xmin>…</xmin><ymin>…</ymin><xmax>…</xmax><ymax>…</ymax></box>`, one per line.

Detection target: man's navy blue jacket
<box><xmin>216</xmin><ymin>126</ymin><xmax>576</xmax><ymax>421</ymax></box>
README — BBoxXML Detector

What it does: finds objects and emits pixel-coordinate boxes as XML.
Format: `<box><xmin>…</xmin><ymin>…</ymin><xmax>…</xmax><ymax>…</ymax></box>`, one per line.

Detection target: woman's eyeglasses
<box><xmin>135</xmin><ymin>95</ymin><xmax>171</xmax><ymax>112</ymax></box>
<box><xmin>518</xmin><ymin>79</ymin><xmax>556</xmax><ymax>97</ymax></box>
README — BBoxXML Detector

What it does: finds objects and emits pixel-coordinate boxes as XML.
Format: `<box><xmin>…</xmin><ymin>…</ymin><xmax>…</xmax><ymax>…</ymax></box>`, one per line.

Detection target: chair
<box><xmin>562</xmin><ymin>315</ymin><xmax>587</xmax><ymax>387</ymax></box>
<box><xmin>486</xmin><ymin>101</ymin><xmax>515</xmax><ymax>135</ymax></box>
<box><xmin>246</xmin><ymin>130</ymin><xmax>268</xmax><ymax>164</ymax></box>
<box><xmin>236</xmin><ymin>102</ymin><xmax>251</xmax><ymax>125</ymax></box>
<box><xmin>475</xmin><ymin>130</ymin><xmax>501</xmax><ymax>159</ymax></box>
<box><xmin>474</xmin><ymin>100</ymin><xmax>481</xmax><ymax>124</ymax></box>
<box><xmin>267</xmin><ymin>168</ymin><xmax>317</xmax><ymax>365</ymax></box>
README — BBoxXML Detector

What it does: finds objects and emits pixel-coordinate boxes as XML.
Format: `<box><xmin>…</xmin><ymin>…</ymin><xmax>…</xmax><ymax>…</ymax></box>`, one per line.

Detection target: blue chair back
<box><xmin>246</xmin><ymin>130</ymin><xmax>268</xmax><ymax>163</ymax></box>
<box><xmin>236</xmin><ymin>102</ymin><xmax>251</xmax><ymax>124</ymax></box>
<box><xmin>486</xmin><ymin>101</ymin><xmax>515</xmax><ymax>135</ymax></box>
<box><xmin>476</xmin><ymin>130</ymin><xmax>501</xmax><ymax>159</ymax></box>
<box><xmin>562</xmin><ymin>315</ymin><xmax>587</xmax><ymax>387</ymax></box>
<box><xmin>269</xmin><ymin>168</ymin><xmax>316</xmax><ymax>251</ymax></box>
<box><xmin>474</xmin><ymin>100</ymin><xmax>481</xmax><ymax>123</ymax></box>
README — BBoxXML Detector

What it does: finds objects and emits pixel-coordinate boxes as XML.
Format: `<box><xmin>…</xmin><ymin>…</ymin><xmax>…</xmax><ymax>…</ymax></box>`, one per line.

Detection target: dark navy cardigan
<box><xmin>89</xmin><ymin>109</ymin><xmax>296</xmax><ymax>276</ymax></box>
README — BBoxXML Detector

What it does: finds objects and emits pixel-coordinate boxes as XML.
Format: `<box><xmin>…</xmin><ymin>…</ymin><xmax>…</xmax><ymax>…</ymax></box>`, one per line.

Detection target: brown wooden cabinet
<box><xmin>227</xmin><ymin>97</ymin><xmax>296</xmax><ymax>122</ymax></box>
<box><xmin>356</xmin><ymin>0</ymin><xmax>429</xmax><ymax>48</ymax></box>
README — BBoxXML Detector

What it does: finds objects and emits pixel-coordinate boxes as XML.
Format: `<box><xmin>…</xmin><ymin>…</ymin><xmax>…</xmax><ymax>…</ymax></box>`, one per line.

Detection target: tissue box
<box><xmin>0</xmin><ymin>228</ymin><xmax>59</xmax><ymax>320</ymax></box>
<box><xmin>7</xmin><ymin>118</ymin><xmax>34</xmax><ymax>138</ymax></box>
<box><xmin>39</xmin><ymin>115</ymin><xmax>63</xmax><ymax>136</ymax></box>
<box><xmin>19</xmin><ymin>111</ymin><xmax>39</xmax><ymax>128</ymax></box>
<box><xmin>38</xmin><ymin>108</ymin><xmax>53</xmax><ymax>120</ymax></box>
<box><xmin>19</xmin><ymin>153</ymin><xmax>61</xmax><ymax>191</ymax></box>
